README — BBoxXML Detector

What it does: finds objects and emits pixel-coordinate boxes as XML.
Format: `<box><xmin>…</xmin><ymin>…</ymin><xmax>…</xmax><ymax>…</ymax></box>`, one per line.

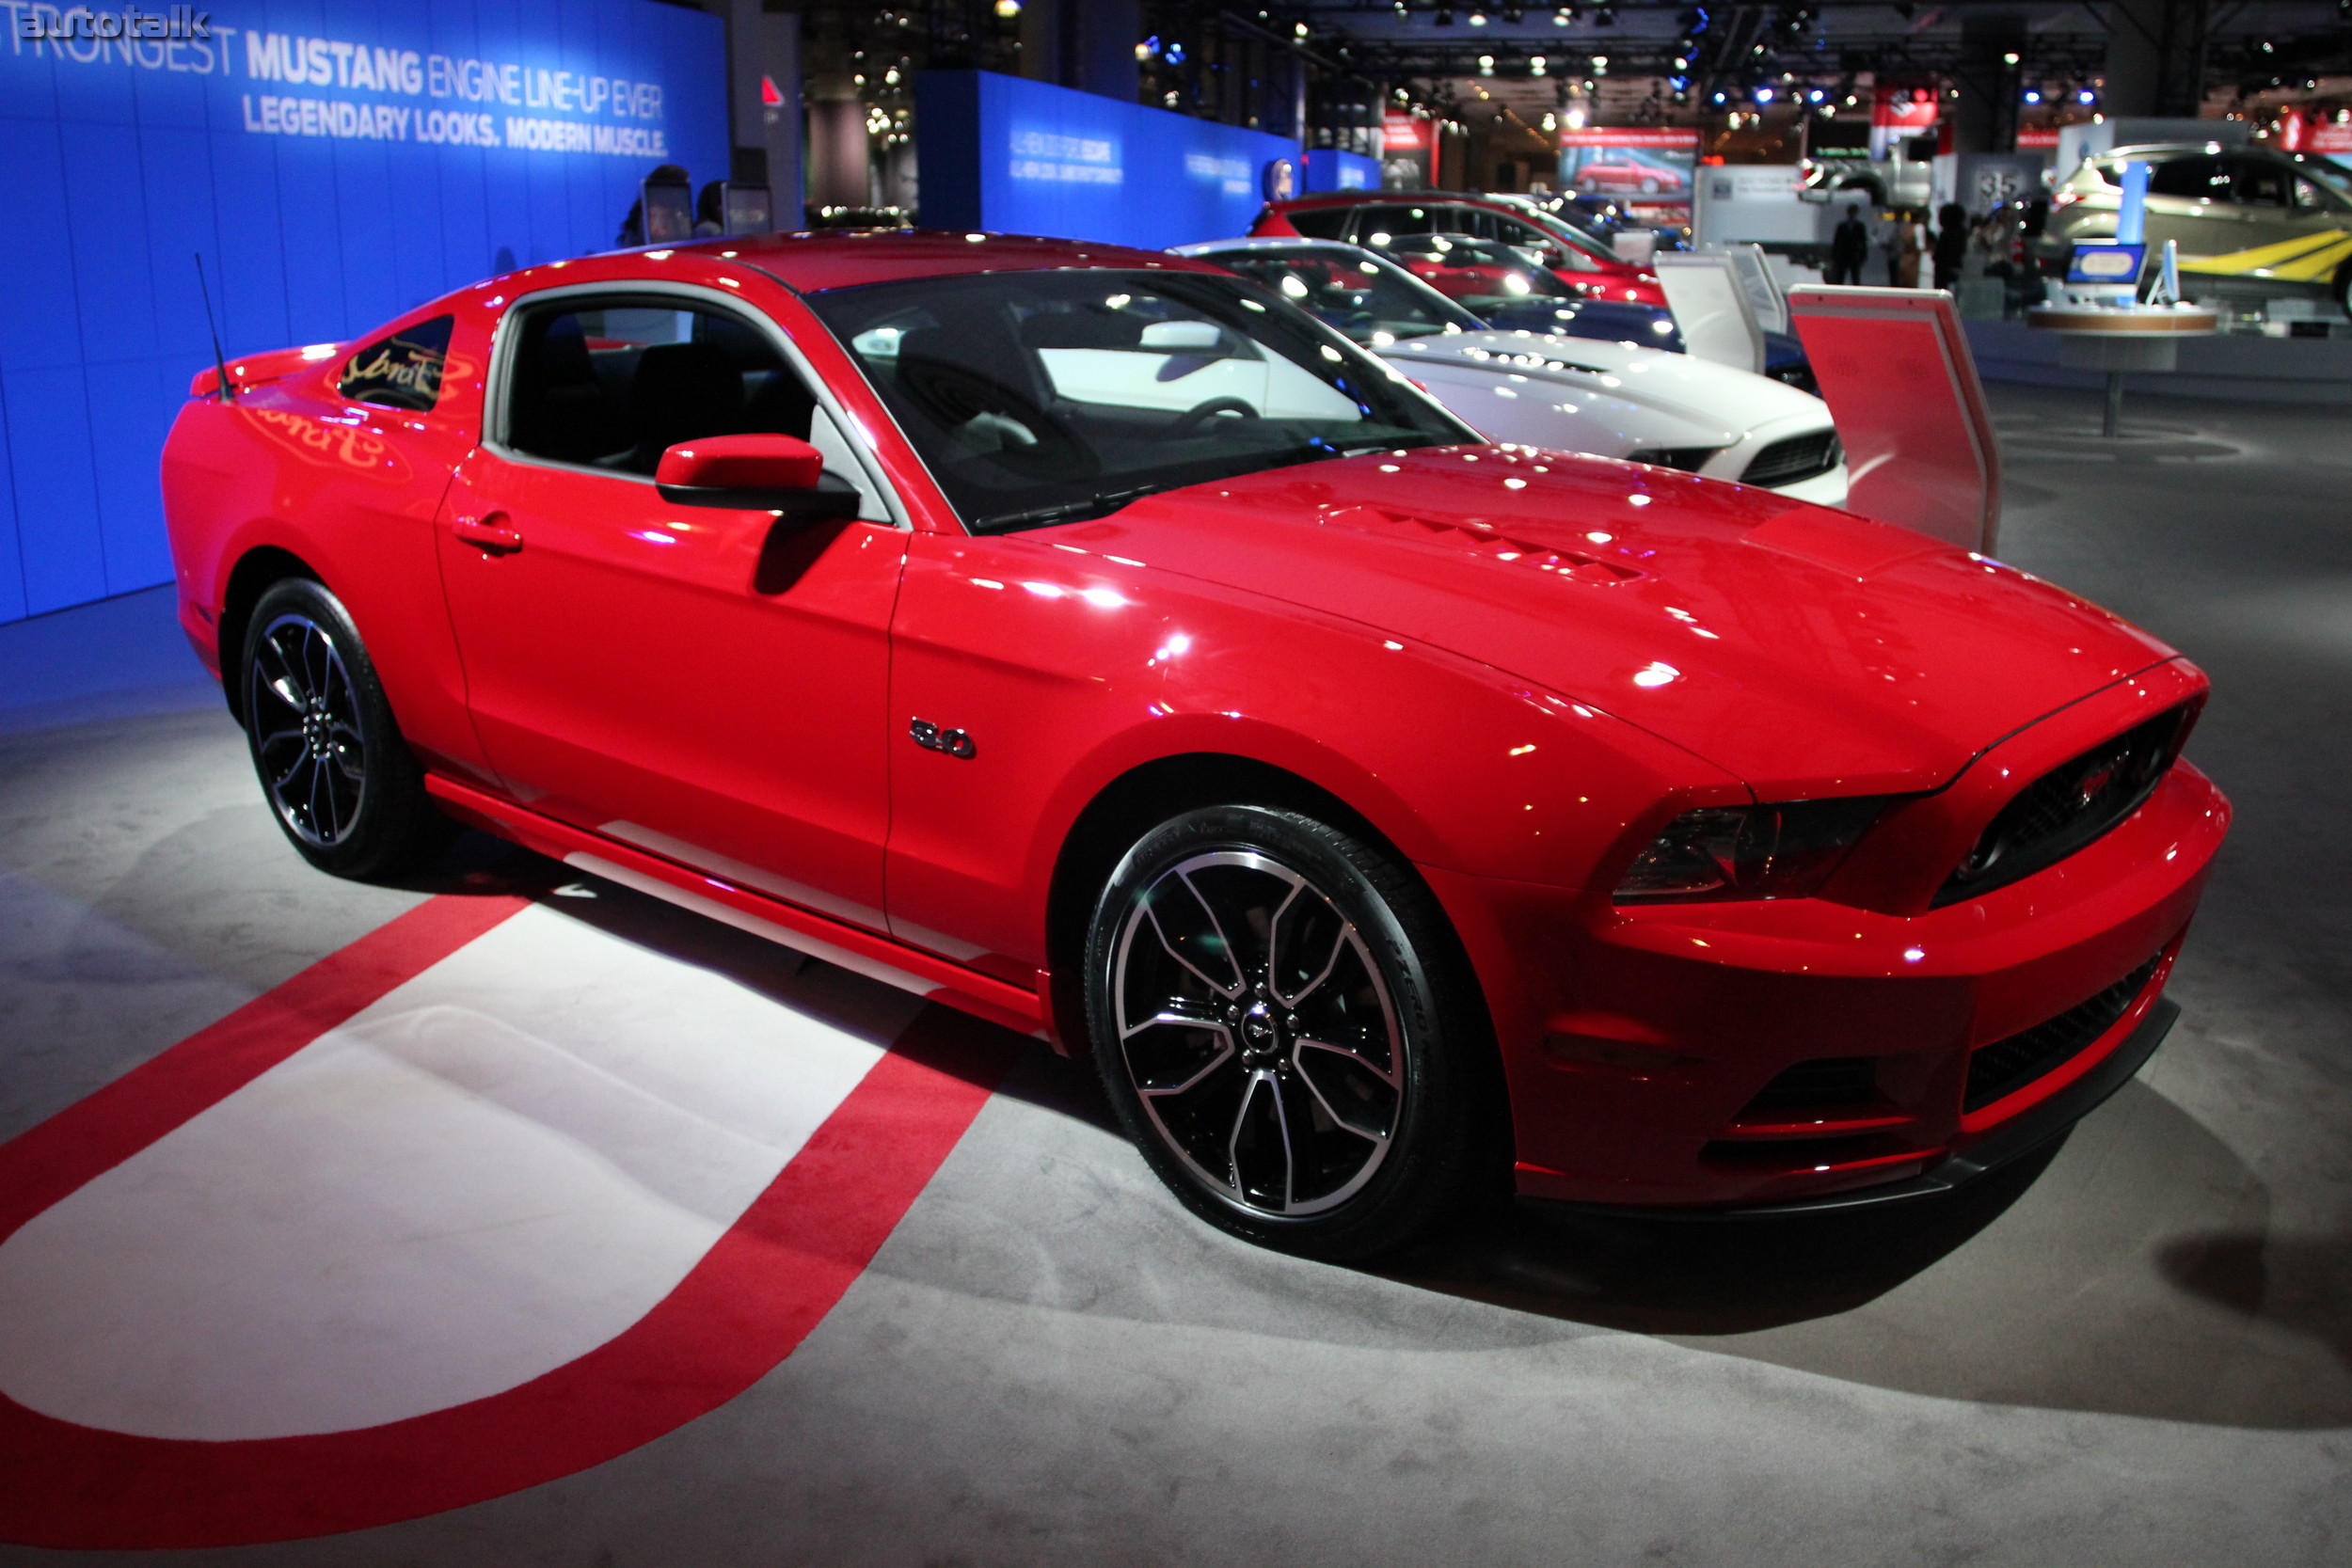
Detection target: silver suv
<box><xmin>2042</xmin><ymin>142</ymin><xmax>2352</xmax><ymax>310</ymax></box>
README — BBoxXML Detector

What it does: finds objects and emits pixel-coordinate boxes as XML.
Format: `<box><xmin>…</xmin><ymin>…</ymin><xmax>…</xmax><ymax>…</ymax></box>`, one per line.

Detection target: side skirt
<box><xmin>422</xmin><ymin>774</ymin><xmax>1047</xmax><ymax>1039</ymax></box>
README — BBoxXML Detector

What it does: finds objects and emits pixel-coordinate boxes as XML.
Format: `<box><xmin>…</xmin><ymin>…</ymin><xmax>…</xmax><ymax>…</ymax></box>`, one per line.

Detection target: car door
<box><xmin>436</xmin><ymin>284</ymin><xmax>907</xmax><ymax>931</ymax></box>
<box><xmin>2222</xmin><ymin>152</ymin><xmax>2316</xmax><ymax>248</ymax></box>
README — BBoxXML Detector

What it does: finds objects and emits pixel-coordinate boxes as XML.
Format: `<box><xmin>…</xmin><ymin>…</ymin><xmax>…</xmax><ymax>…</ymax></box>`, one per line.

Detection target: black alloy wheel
<box><xmin>1084</xmin><ymin>804</ymin><xmax>1497</xmax><ymax>1259</ymax></box>
<box><xmin>240</xmin><ymin>578</ymin><xmax>446</xmax><ymax>879</ymax></box>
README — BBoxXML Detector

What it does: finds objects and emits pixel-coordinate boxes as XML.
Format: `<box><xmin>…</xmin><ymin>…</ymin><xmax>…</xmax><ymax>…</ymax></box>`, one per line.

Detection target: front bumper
<box><xmin>1427</xmin><ymin>683</ymin><xmax>2229</xmax><ymax>1211</ymax></box>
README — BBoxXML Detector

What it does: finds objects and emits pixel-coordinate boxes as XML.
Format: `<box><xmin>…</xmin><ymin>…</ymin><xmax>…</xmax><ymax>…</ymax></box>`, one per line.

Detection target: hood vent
<box><xmin>1323</xmin><ymin>504</ymin><xmax>1645</xmax><ymax>584</ymax></box>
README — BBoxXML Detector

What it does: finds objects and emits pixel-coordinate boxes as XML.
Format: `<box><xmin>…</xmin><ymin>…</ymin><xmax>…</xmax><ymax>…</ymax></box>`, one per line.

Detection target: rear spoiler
<box><xmin>190</xmin><ymin>341</ymin><xmax>344</xmax><ymax>400</ymax></box>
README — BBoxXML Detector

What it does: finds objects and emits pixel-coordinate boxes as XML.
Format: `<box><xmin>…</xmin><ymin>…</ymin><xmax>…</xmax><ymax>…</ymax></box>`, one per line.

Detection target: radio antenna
<box><xmin>193</xmin><ymin>252</ymin><xmax>234</xmax><ymax>403</ymax></box>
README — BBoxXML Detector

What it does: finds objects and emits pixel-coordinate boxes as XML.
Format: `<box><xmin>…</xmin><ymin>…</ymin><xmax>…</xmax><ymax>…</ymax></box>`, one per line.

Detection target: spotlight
<box><xmin>1479</xmin><ymin>53</ymin><xmax>1496</xmax><ymax>74</ymax></box>
<box><xmin>1594</xmin><ymin>5</ymin><xmax>1615</xmax><ymax>24</ymax></box>
<box><xmin>1435</xmin><ymin>7</ymin><xmax>1454</xmax><ymax>21</ymax></box>
<box><xmin>2077</xmin><ymin>88</ymin><xmax>2095</xmax><ymax>103</ymax></box>
<box><xmin>1755</xmin><ymin>85</ymin><xmax>1773</xmax><ymax>103</ymax></box>
<box><xmin>1532</xmin><ymin>55</ymin><xmax>1549</xmax><ymax>74</ymax></box>
<box><xmin>2024</xmin><ymin>88</ymin><xmax>2041</xmax><ymax>103</ymax></box>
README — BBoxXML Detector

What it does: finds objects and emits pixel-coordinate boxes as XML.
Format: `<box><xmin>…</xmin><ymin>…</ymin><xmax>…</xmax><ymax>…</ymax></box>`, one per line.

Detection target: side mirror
<box><xmin>1137</xmin><ymin>319</ymin><xmax>1224</xmax><ymax>352</ymax></box>
<box><xmin>655</xmin><ymin>434</ymin><xmax>860</xmax><ymax>516</ymax></box>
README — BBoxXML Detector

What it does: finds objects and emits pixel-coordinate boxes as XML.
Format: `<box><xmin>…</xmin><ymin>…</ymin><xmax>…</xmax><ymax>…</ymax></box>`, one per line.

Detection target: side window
<box><xmin>1284</xmin><ymin>206</ymin><xmax>1352</xmax><ymax>239</ymax></box>
<box><xmin>340</xmin><ymin>316</ymin><xmax>453</xmax><ymax>411</ymax></box>
<box><xmin>2226</xmin><ymin>155</ymin><xmax>2290</xmax><ymax>207</ymax></box>
<box><xmin>501</xmin><ymin>296</ymin><xmax>888</xmax><ymax>518</ymax></box>
<box><xmin>1448</xmin><ymin>205</ymin><xmax>1503</xmax><ymax>241</ymax></box>
<box><xmin>2146</xmin><ymin>155</ymin><xmax>2225</xmax><ymax>200</ymax></box>
<box><xmin>1353</xmin><ymin>204</ymin><xmax>1439</xmax><ymax>245</ymax></box>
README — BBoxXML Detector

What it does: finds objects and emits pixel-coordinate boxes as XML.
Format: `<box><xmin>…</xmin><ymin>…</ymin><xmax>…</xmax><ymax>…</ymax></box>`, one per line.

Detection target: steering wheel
<box><xmin>1170</xmin><ymin>397</ymin><xmax>1261</xmax><ymax>436</ymax></box>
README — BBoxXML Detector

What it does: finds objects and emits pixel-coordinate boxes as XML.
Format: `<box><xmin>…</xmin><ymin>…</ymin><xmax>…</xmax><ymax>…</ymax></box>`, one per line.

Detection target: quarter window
<box><xmin>339</xmin><ymin>316</ymin><xmax>453</xmax><ymax>412</ymax></box>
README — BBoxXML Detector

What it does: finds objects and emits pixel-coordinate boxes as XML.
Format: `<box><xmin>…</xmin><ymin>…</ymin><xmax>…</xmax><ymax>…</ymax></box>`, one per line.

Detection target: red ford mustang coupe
<box><xmin>161</xmin><ymin>231</ymin><xmax>2227</xmax><ymax>1259</ymax></box>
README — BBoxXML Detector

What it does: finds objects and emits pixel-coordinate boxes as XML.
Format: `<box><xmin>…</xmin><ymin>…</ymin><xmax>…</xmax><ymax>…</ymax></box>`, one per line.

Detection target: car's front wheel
<box><xmin>240</xmin><ymin>578</ymin><xmax>447</xmax><ymax>879</ymax></box>
<box><xmin>1084</xmin><ymin>804</ymin><xmax>1495</xmax><ymax>1259</ymax></box>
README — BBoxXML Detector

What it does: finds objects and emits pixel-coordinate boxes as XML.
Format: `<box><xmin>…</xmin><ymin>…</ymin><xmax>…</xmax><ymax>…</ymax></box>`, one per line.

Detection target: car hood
<box><xmin>1062</xmin><ymin>449</ymin><xmax>2175</xmax><ymax>796</ymax></box>
<box><xmin>1380</xmin><ymin>330</ymin><xmax>1829</xmax><ymax>441</ymax></box>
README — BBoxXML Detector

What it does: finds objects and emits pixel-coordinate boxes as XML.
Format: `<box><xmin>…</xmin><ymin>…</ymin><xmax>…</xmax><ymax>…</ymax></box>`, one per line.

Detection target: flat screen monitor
<box><xmin>643</xmin><ymin>181</ymin><xmax>694</xmax><ymax>245</ymax></box>
<box><xmin>723</xmin><ymin>182</ymin><xmax>772</xmax><ymax>236</ymax></box>
<box><xmin>2067</xmin><ymin>242</ymin><xmax>2146</xmax><ymax>285</ymax></box>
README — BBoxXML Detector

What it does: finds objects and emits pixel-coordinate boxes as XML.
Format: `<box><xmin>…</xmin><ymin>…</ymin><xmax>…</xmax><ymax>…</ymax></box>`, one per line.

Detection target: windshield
<box><xmin>807</xmin><ymin>268</ymin><xmax>1474</xmax><ymax>533</ymax></box>
<box><xmin>1376</xmin><ymin>233</ymin><xmax>1584</xmax><ymax>321</ymax></box>
<box><xmin>2290</xmin><ymin>152</ymin><xmax>2352</xmax><ymax>204</ymax></box>
<box><xmin>1508</xmin><ymin>205</ymin><xmax>1623</xmax><ymax>262</ymax></box>
<box><xmin>1194</xmin><ymin>246</ymin><xmax>1483</xmax><ymax>344</ymax></box>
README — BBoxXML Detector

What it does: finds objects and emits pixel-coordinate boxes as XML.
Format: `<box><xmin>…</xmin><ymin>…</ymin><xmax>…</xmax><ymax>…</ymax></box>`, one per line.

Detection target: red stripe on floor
<box><xmin>0</xmin><ymin>906</ymin><xmax>1019</xmax><ymax>1549</ymax></box>
<box><xmin>0</xmin><ymin>891</ymin><xmax>532</xmax><ymax>1243</ymax></box>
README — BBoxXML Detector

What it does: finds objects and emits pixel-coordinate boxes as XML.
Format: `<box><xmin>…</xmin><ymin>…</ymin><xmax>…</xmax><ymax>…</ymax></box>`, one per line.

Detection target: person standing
<box><xmin>1888</xmin><ymin>209</ymin><xmax>1926</xmax><ymax>288</ymax></box>
<box><xmin>1933</xmin><ymin>200</ymin><xmax>1969</xmax><ymax>290</ymax></box>
<box><xmin>1828</xmin><ymin>203</ymin><xmax>1869</xmax><ymax>285</ymax></box>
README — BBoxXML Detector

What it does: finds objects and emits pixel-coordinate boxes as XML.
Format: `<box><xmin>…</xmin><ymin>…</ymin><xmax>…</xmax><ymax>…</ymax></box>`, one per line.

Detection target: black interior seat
<box><xmin>510</xmin><ymin>312</ymin><xmax>618</xmax><ymax>465</ymax></box>
<box><xmin>626</xmin><ymin>341</ymin><xmax>744</xmax><ymax>472</ymax></box>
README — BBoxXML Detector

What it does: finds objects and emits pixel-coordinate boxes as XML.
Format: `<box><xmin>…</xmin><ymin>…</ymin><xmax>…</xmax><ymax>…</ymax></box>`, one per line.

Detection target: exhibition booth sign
<box><xmin>0</xmin><ymin>0</ymin><xmax>728</xmax><ymax>625</ymax></box>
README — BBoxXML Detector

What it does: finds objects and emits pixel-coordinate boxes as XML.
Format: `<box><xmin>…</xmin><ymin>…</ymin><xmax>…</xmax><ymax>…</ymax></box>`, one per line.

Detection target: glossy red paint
<box><xmin>160</xmin><ymin>230</ymin><xmax>2229</xmax><ymax>1210</ymax></box>
<box><xmin>1249</xmin><ymin>193</ymin><xmax>1670</xmax><ymax>306</ymax></box>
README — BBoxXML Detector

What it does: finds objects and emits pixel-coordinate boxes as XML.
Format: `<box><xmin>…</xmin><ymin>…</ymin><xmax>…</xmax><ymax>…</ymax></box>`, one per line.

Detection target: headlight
<box><xmin>1614</xmin><ymin>797</ymin><xmax>1890</xmax><ymax>903</ymax></box>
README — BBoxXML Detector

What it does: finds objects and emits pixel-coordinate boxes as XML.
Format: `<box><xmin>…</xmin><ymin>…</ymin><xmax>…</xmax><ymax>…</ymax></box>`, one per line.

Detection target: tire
<box><xmin>239</xmin><ymin>578</ymin><xmax>447</xmax><ymax>879</ymax></box>
<box><xmin>1640</xmin><ymin>177</ymin><xmax>1661</xmax><ymax>194</ymax></box>
<box><xmin>1083</xmin><ymin>804</ymin><xmax>1496</xmax><ymax>1260</ymax></box>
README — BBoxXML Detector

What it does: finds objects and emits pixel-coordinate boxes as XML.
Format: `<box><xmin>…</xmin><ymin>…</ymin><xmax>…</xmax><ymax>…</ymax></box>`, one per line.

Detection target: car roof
<box><xmin>1170</xmin><ymin>235</ymin><xmax>1371</xmax><ymax>256</ymax></box>
<box><xmin>1269</xmin><ymin>190</ymin><xmax>1505</xmax><ymax>209</ymax></box>
<box><xmin>2097</xmin><ymin>141</ymin><xmax>2246</xmax><ymax>160</ymax></box>
<box><xmin>628</xmin><ymin>229</ymin><xmax>1231</xmax><ymax>293</ymax></box>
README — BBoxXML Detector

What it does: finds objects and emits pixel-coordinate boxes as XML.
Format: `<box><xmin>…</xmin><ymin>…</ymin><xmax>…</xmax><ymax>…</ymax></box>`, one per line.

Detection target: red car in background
<box><xmin>1573</xmin><ymin>157</ymin><xmax>1689</xmax><ymax>197</ymax></box>
<box><xmin>1251</xmin><ymin>190</ymin><xmax>1668</xmax><ymax>306</ymax></box>
<box><xmin>161</xmin><ymin>230</ymin><xmax>2225</xmax><ymax>1260</ymax></box>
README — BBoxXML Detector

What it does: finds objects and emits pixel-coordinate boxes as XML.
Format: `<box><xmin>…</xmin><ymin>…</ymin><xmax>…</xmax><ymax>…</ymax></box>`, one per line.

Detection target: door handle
<box><xmin>453</xmin><ymin>512</ymin><xmax>523</xmax><ymax>554</ymax></box>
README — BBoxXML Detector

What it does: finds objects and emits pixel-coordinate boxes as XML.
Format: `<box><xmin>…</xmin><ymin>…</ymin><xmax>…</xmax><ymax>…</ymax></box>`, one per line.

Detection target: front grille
<box><xmin>1935</xmin><ymin>704</ymin><xmax>2190</xmax><ymax>906</ymax></box>
<box><xmin>1963</xmin><ymin>954</ymin><xmax>2163</xmax><ymax>1113</ymax></box>
<box><xmin>1628</xmin><ymin>445</ymin><xmax>1719</xmax><ymax>472</ymax></box>
<box><xmin>1741</xmin><ymin>1055</ymin><xmax>1877</xmax><ymax>1116</ymax></box>
<box><xmin>1741</xmin><ymin>428</ymin><xmax>1841</xmax><ymax>487</ymax></box>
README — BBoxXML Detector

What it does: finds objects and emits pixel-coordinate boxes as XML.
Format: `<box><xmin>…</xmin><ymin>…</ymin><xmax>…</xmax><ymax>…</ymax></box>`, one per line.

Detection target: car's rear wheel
<box><xmin>240</xmin><ymin>578</ymin><xmax>446</xmax><ymax>879</ymax></box>
<box><xmin>1084</xmin><ymin>804</ymin><xmax>1494</xmax><ymax>1260</ymax></box>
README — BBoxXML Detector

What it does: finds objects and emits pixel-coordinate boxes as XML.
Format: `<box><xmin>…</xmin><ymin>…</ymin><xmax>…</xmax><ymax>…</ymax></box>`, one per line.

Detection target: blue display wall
<box><xmin>916</xmin><ymin>70</ymin><xmax>1298</xmax><ymax>253</ymax></box>
<box><xmin>0</xmin><ymin>1</ymin><xmax>727</xmax><ymax>626</ymax></box>
<box><xmin>1301</xmin><ymin>149</ymin><xmax>1378</xmax><ymax>193</ymax></box>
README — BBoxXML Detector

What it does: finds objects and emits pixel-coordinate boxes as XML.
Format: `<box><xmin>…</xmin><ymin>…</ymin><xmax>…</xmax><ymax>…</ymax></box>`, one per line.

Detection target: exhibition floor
<box><xmin>0</xmin><ymin>382</ymin><xmax>2346</xmax><ymax>1565</ymax></box>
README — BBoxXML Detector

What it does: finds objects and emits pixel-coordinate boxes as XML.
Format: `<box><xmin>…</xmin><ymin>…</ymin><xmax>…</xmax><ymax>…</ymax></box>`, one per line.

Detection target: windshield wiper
<box><xmin>975</xmin><ymin>484</ymin><xmax>1166</xmax><ymax>532</ymax></box>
